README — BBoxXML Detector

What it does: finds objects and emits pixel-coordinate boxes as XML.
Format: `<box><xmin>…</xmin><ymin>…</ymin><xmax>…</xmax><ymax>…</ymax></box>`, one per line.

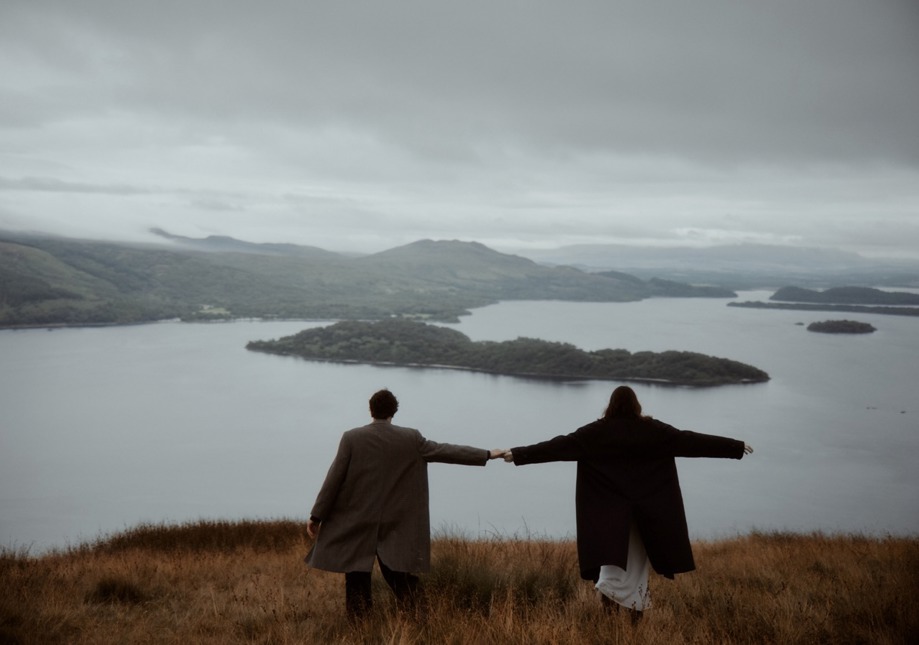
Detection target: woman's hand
<box><xmin>744</xmin><ymin>443</ymin><xmax>754</xmax><ymax>455</ymax></box>
<box><xmin>503</xmin><ymin>450</ymin><xmax>514</xmax><ymax>463</ymax></box>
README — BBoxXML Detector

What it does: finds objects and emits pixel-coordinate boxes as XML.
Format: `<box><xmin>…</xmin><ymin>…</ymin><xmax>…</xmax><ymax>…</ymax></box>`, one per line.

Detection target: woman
<box><xmin>505</xmin><ymin>386</ymin><xmax>753</xmax><ymax>620</ymax></box>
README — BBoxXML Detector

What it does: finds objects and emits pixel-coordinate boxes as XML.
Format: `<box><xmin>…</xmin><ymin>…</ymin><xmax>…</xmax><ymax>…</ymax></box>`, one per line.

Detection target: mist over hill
<box><xmin>515</xmin><ymin>243</ymin><xmax>919</xmax><ymax>288</ymax></box>
<box><xmin>1</xmin><ymin>231</ymin><xmax>737</xmax><ymax>327</ymax></box>
<box><xmin>5</xmin><ymin>230</ymin><xmax>916</xmax><ymax>328</ymax></box>
<box><xmin>148</xmin><ymin>227</ymin><xmax>342</xmax><ymax>259</ymax></box>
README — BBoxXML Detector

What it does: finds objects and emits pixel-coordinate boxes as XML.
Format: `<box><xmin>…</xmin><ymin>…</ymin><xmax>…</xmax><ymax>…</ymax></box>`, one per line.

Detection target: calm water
<box><xmin>2</xmin><ymin>292</ymin><xmax>917</xmax><ymax>552</ymax></box>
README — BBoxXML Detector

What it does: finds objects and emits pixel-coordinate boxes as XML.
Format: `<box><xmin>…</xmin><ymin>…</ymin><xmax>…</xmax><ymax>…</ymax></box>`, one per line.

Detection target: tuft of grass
<box><xmin>82</xmin><ymin>518</ymin><xmax>309</xmax><ymax>554</ymax></box>
<box><xmin>424</xmin><ymin>535</ymin><xmax>578</xmax><ymax>614</ymax></box>
<box><xmin>86</xmin><ymin>577</ymin><xmax>149</xmax><ymax>605</ymax></box>
<box><xmin>2</xmin><ymin>520</ymin><xmax>917</xmax><ymax>644</ymax></box>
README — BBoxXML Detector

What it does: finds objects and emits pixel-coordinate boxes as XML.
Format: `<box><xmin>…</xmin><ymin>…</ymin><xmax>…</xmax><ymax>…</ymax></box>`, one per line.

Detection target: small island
<box><xmin>806</xmin><ymin>320</ymin><xmax>876</xmax><ymax>334</ymax></box>
<box><xmin>246</xmin><ymin>319</ymin><xmax>769</xmax><ymax>386</ymax></box>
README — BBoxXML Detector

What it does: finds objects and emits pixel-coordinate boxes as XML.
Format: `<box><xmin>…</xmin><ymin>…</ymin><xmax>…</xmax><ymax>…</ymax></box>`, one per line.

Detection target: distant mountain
<box><xmin>357</xmin><ymin>239</ymin><xmax>650</xmax><ymax>302</ymax></box>
<box><xmin>771</xmin><ymin>286</ymin><xmax>919</xmax><ymax>305</ymax></box>
<box><xmin>362</xmin><ymin>239</ymin><xmax>533</xmax><ymax>273</ymax></box>
<box><xmin>149</xmin><ymin>227</ymin><xmax>340</xmax><ymax>259</ymax></box>
<box><xmin>599</xmin><ymin>274</ymin><xmax>736</xmax><ymax>298</ymax></box>
<box><xmin>515</xmin><ymin>243</ymin><xmax>919</xmax><ymax>288</ymax></box>
<box><xmin>729</xmin><ymin>285</ymin><xmax>919</xmax><ymax>316</ymax></box>
<box><xmin>520</xmin><ymin>243</ymin><xmax>869</xmax><ymax>271</ymax></box>
<box><xmin>2</xmin><ymin>232</ymin><xmax>737</xmax><ymax>327</ymax></box>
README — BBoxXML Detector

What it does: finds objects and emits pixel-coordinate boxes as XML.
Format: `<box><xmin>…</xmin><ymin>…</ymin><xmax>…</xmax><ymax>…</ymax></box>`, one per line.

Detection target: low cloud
<box><xmin>1</xmin><ymin>1</ymin><xmax>917</xmax><ymax>258</ymax></box>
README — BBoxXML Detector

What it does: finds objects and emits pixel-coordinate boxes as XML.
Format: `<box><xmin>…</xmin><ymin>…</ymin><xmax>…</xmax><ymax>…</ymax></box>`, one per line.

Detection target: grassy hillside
<box><xmin>2</xmin><ymin>520</ymin><xmax>916</xmax><ymax>644</ymax></box>
<box><xmin>1</xmin><ymin>233</ymin><xmax>733</xmax><ymax>327</ymax></box>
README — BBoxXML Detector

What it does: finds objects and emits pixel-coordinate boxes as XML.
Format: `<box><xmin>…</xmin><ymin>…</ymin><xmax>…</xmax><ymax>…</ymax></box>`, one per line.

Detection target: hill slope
<box><xmin>1</xmin><ymin>232</ymin><xmax>730</xmax><ymax>327</ymax></box>
<box><xmin>771</xmin><ymin>285</ymin><xmax>919</xmax><ymax>305</ymax></box>
<box><xmin>3</xmin><ymin>521</ymin><xmax>916</xmax><ymax>645</ymax></box>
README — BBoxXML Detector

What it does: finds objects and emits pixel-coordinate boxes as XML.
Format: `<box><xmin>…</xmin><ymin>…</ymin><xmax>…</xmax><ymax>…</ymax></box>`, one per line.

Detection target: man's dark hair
<box><xmin>369</xmin><ymin>389</ymin><xmax>399</xmax><ymax>419</ymax></box>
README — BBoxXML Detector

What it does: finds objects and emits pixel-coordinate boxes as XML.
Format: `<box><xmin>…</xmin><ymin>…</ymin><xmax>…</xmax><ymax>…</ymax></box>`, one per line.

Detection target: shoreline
<box><xmin>727</xmin><ymin>301</ymin><xmax>919</xmax><ymax>316</ymax></box>
<box><xmin>244</xmin><ymin>351</ymin><xmax>769</xmax><ymax>387</ymax></box>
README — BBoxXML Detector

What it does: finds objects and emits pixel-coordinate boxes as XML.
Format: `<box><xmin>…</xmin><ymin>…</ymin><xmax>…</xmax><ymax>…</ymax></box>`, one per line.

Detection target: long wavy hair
<box><xmin>603</xmin><ymin>385</ymin><xmax>643</xmax><ymax>419</ymax></box>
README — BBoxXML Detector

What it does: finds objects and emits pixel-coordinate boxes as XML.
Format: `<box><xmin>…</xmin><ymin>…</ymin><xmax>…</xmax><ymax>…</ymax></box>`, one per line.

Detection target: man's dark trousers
<box><xmin>344</xmin><ymin>557</ymin><xmax>419</xmax><ymax>618</ymax></box>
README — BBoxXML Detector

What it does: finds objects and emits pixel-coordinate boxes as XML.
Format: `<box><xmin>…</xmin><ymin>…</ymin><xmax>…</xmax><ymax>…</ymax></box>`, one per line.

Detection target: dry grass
<box><xmin>2</xmin><ymin>520</ymin><xmax>917</xmax><ymax>644</ymax></box>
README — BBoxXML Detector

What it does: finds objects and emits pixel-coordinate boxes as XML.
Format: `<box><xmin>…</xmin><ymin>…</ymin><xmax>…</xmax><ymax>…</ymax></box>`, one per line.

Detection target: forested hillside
<box><xmin>728</xmin><ymin>285</ymin><xmax>919</xmax><ymax>317</ymax></box>
<box><xmin>1</xmin><ymin>232</ymin><xmax>735</xmax><ymax>327</ymax></box>
<box><xmin>771</xmin><ymin>285</ymin><xmax>919</xmax><ymax>305</ymax></box>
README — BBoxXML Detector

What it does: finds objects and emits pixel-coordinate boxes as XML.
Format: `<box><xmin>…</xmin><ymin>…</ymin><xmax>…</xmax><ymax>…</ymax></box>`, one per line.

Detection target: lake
<box><xmin>2</xmin><ymin>291</ymin><xmax>917</xmax><ymax>553</ymax></box>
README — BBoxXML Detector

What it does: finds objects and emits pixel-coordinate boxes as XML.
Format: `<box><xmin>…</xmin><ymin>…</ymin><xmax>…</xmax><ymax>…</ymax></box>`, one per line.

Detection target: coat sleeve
<box><xmin>310</xmin><ymin>433</ymin><xmax>353</xmax><ymax>521</ymax></box>
<box><xmin>417</xmin><ymin>431</ymin><xmax>489</xmax><ymax>465</ymax></box>
<box><xmin>654</xmin><ymin>420</ymin><xmax>746</xmax><ymax>459</ymax></box>
<box><xmin>511</xmin><ymin>431</ymin><xmax>584</xmax><ymax>465</ymax></box>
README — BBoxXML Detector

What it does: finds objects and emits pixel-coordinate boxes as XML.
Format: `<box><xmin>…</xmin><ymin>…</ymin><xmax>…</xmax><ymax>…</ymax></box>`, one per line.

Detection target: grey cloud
<box><xmin>3</xmin><ymin>1</ymin><xmax>917</xmax><ymax>167</ymax></box>
<box><xmin>0</xmin><ymin>176</ymin><xmax>254</xmax><ymax>210</ymax></box>
<box><xmin>189</xmin><ymin>198</ymin><xmax>244</xmax><ymax>212</ymax></box>
<box><xmin>1</xmin><ymin>0</ymin><xmax>917</xmax><ymax>259</ymax></box>
<box><xmin>0</xmin><ymin>176</ymin><xmax>151</xmax><ymax>195</ymax></box>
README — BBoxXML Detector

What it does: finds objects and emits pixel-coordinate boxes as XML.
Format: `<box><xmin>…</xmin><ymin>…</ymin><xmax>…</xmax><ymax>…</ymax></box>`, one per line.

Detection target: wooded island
<box><xmin>246</xmin><ymin>319</ymin><xmax>770</xmax><ymax>386</ymax></box>
<box><xmin>807</xmin><ymin>320</ymin><xmax>876</xmax><ymax>334</ymax></box>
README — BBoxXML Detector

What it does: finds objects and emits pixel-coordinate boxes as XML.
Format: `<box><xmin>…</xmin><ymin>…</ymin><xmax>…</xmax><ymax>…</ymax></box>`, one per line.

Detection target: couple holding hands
<box><xmin>305</xmin><ymin>387</ymin><xmax>753</xmax><ymax>620</ymax></box>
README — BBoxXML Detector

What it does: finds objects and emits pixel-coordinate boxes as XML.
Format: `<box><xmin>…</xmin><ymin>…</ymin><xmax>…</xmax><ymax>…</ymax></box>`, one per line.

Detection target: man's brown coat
<box><xmin>308</xmin><ymin>420</ymin><xmax>488</xmax><ymax>573</ymax></box>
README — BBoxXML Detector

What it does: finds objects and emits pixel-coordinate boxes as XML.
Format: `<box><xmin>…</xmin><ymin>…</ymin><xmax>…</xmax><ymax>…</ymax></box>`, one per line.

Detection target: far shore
<box><xmin>727</xmin><ymin>301</ymin><xmax>919</xmax><ymax>316</ymax></box>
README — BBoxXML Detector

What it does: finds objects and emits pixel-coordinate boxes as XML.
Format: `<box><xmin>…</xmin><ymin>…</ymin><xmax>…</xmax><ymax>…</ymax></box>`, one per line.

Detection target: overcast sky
<box><xmin>1</xmin><ymin>0</ymin><xmax>917</xmax><ymax>258</ymax></box>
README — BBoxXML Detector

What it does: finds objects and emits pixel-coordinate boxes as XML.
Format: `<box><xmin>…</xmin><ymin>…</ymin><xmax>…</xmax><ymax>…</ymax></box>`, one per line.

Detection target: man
<box><xmin>306</xmin><ymin>389</ymin><xmax>505</xmax><ymax>618</ymax></box>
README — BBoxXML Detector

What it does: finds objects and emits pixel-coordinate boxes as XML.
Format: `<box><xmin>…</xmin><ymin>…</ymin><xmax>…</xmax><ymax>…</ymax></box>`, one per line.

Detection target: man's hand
<box><xmin>503</xmin><ymin>450</ymin><xmax>514</xmax><ymax>463</ymax></box>
<box><xmin>489</xmin><ymin>448</ymin><xmax>508</xmax><ymax>460</ymax></box>
<box><xmin>307</xmin><ymin>518</ymin><xmax>320</xmax><ymax>539</ymax></box>
<box><xmin>744</xmin><ymin>443</ymin><xmax>754</xmax><ymax>455</ymax></box>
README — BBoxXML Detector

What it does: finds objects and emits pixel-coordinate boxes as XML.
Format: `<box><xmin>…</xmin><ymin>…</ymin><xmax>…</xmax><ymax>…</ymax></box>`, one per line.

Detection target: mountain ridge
<box><xmin>149</xmin><ymin>227</ymin><xmax>341</xmax><ymax>259</ymax></box>
<box><xmin>513</xmin><ymin>242</ymin><xmax>919</xmax><ymax>288</ymax></box>
<box><xmin>2</xmin><ymin>231</ymin><xmax>737</xmax><ymax>327</ymax></box>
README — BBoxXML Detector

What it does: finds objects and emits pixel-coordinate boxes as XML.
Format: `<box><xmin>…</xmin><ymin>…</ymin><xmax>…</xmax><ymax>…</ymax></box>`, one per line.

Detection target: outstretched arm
<box><xmin>640</xmin><ymin>417</ymin><xmax>748</xmax><ymax>459</ymax></box>
<box><xmin>508</xmin><ymin>437</ymin><xmax>753</xmax><ymax>462</ymax></box>
<box><xmin>506</xmin><ymin>432</ymin><xmax>583</xmax><ymax>465</ymax></box>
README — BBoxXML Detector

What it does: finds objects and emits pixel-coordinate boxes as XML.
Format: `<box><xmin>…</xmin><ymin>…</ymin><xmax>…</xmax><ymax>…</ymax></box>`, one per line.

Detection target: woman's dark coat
<box><xmin>511</xmin><ymin>416</ymin><xmax>745</xmax><ymax>581</ymax></box>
